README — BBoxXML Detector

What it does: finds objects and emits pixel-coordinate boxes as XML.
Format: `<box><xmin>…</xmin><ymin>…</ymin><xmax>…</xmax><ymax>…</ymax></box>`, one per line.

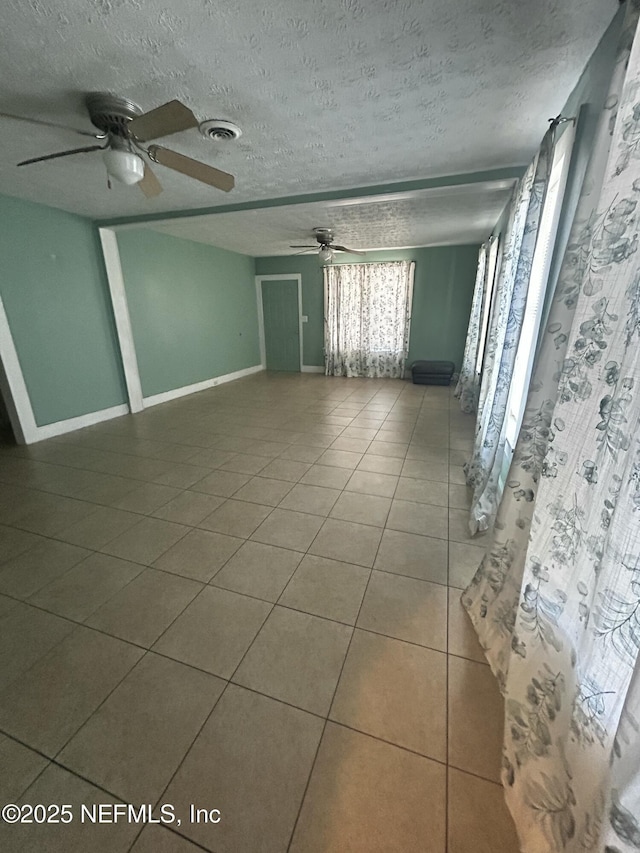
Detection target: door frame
<box><xmin>255</xmin><ymin>274</ymin><xmax>303</xmax><ymax>372</ymax></box>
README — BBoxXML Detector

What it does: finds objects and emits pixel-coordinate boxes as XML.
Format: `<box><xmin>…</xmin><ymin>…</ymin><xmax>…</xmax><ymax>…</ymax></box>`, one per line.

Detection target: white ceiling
<box><xmin>0</xmin><ymin>0</ymin><xmax>617</xmax><ymax>227</ymax></box>
<box><xmin>142</xmin><ymin>180</ymin><xmax>516</xmax><ymax>254</ymax></box>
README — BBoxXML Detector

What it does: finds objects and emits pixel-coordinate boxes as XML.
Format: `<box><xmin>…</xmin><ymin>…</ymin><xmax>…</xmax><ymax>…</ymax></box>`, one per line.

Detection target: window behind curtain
<box><xmin>323</xmin><ymin>261</ymin><xmax>415</xmax><ymax>378</ymax></box>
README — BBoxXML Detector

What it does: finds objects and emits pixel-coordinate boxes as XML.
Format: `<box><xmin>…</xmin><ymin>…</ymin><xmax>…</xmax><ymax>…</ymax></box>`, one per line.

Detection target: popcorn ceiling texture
<box><xmin>0</xmin><ymin>0</ymin><xmax>617</xmax><ymax>220</ymax></box>
<box><xmin>147</xmin><ymin>180</ymin><xmax>516</xmax><ymax>255</ymax></box>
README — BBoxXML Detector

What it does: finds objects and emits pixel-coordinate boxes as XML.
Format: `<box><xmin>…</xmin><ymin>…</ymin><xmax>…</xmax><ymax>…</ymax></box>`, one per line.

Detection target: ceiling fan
<box><xmin>0</xmin><ymin>93</ymin><xmax>236</xmax><ymax>198</ymax></box>
<box><xmin>290</xmin><ymin>227</ymin><xmax>365</xmax><ymax>262</ymax></box>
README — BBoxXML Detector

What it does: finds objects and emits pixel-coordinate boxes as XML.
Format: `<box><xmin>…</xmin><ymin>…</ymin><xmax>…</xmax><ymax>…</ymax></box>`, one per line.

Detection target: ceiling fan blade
<box><xmin>138</xmin><ymin>162</ymin><xmax>163</xmax><ymax>198</ymax></box>
<box><xmin>0</xmin><ymin>111</ymin><xmax>104</xmax><ymax>138</ymax></box>
<box><xmin>129</xmin><ymin>100</ymin><xmax>199</xmax><ymax>142</ymax></box>
<box><xmin>289</xmin><ymin>244</ymin><xmax>318</xmax><ymax>248</ymax></box>
<box><xmin>148</xmin><ymin>145</ymin><xmax>234</xmax><ymax>192</ymax></box>
<box><xmin>332</xmin><ymin>244</ymin><xmax>366</xmax><ymax>256</ymax></box>
<box><xmin>17</xmin><ymin>144</ymin><xmax>105</xmax><ymax>167</ymax></box>
<box><xmin>293</xmin><ymin>248</ymin><xmax>316</xmax><ymax>256</ymax></box>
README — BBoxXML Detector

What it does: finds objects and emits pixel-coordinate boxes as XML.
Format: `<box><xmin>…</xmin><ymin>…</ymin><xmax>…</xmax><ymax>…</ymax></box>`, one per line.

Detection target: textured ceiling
<box><xmin>142</xmin><ymin>180</ymin><xmax>516</xmax><ymax>254</ymax></box>
<box><xmin>0</xmin><ymin>0</ymin><xmax>617</xmax><ymax>222</ymax></box>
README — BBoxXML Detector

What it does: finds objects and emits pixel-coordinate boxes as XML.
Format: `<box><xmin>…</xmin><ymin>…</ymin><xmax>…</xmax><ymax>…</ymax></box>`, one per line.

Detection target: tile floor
<box><xmin>0</xmin><ymin>373</ymin><xmax>520</xmax><ymax>852</ymax></box>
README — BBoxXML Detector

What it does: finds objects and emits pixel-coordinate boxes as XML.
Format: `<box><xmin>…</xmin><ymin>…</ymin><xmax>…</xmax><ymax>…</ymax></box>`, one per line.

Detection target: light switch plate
<box><xmin>302</xmin><ymin>315</ymin><xmax>308</xmax><ymax>323</ymax></box>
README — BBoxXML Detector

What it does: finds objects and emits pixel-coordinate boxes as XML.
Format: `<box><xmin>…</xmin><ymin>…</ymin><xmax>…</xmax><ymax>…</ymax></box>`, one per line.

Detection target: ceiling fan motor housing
<box><xmin>86</xmin><ymin>93</ymin><xmax>143</xmax><ymax>138</ymax></box>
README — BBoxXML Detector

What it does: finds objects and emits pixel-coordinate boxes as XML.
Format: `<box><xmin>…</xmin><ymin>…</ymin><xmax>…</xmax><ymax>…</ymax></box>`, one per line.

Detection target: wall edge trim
<box><xmin>301</xmin><ymin>365</ymin><xmax>324</xmax><ymax>373</ymax></box>
<box><xmin>30</xmin><ymin>403</ymin><xmax>130</xmax><ymax>443</ymax></box>
<box><xmin>142</xmin><ymin>364</ymin><xmax>264</xmax><ymax>408</ymax></box>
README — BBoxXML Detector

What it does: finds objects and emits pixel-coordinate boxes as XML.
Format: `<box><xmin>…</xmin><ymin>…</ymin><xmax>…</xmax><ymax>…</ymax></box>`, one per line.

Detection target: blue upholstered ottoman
<box><xmin>410</xmin><ymin>360</ymin><xmax>455</xmax><ymax>386</ymax></box>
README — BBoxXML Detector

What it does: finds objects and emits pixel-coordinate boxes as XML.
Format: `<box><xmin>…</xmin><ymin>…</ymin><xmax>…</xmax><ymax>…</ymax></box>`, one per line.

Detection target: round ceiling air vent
<box><xmin>199</xmin><ymin>119</ymin><xmax>242</xmax><ymax>142</ymax></box>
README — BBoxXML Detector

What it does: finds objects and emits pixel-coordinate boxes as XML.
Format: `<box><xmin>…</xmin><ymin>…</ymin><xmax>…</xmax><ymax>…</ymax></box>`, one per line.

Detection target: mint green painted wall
<box><xmin>117</xmin><ymin>229</ymin><xmax>259</xmax><ymax>397</ymax></box>
<box><xmin>0</xmin><ymin>194</ymin><xmax>126</xmax><ymax>426</ymax></box>
<box><xmin>255</xmin><ymin>245</ymin><xmax>479</xmax><ymax>370</ymax></box>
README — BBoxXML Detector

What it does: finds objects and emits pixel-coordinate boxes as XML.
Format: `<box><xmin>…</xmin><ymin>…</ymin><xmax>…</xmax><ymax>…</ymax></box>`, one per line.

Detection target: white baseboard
<box><xmin>29</xmin><ymin>403</ymin><xmax>130</xmax><ymax>443</ymax></box>
<box><xmin>142</xmin><ymin>364</ymin><xmax>264</xmax><ymax>408</ymax></box>
<box><xmin>301</xmin><ymin>365</ymin><xmax>325</xmax><ymax>373</ymax></box>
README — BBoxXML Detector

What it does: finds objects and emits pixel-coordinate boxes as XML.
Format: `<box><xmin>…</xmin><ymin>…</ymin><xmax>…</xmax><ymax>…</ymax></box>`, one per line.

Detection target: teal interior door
<box><xmin>261</xmin><ymin>280</ymin><xmax>300</xmax><ymax>371</ymax></box>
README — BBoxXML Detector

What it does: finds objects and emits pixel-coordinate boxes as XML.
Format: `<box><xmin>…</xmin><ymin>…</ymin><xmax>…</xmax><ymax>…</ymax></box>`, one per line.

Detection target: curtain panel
<box><xmin>463</xmin><ymin>2</ymin><xmax>640</xmax><ymax>849</ymax></box>
<box><xmin>465</xmin><ymin>129</ymin><xmax>554</xmax><ymax>534</ymax></box>
<box><xmin>455</xmin><ymin>242</ymin><xmax>489</xmax><ymax>414</ymax></box>
<box><xmin>323</xmin><ymin>261</ymin><xmax>415</xmax><ymax>378</ymax></box>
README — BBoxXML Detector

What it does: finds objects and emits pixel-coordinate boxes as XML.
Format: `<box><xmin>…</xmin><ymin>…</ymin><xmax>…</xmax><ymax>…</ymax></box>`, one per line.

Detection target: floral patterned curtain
<box><xmin>465</xmin><ymin>130</ymin><xmax>554</xmax><ymax>534</ymax></box>
<box><xmin>463</xmin><ymin>3</ymin><xmax>640</xmax><ymax>849</ymax></box>
<box><xmin>324</xmin><ymin>261</ymin><xmax>415</xmax><ymax>378</ymax></box>
<box><xmin>455</xmin><ymin>243</ymin><xmax>489</xmax><ymax>413</ymax></box>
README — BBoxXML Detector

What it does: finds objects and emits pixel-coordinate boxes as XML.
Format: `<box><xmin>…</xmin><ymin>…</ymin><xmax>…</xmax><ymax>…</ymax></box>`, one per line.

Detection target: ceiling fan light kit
<box><xmin>5</xmin><ymin>92</ymin><xmax>237</xmax><ymax>197</ymax></box>
<box><xmin>102</xmin><ymin>148</ymin><xmax>145</xmax><ymax>185</ymax></box>
<box><xmin>290</xmin><ymin>226</ymin><xmax>365</xmax><ymax>261</ymax></box>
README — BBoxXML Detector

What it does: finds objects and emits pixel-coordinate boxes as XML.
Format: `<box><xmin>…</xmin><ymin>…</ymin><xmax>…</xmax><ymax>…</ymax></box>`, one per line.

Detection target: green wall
<box><xmin>117</xmin><ymin>229</ymin><xmax>259</xmax><ymax>397</ymax></box>
<box><xmin>0</xmin><ymin>194</ymin><xmax>126</xmax><ymax>426</ymax></box>
<box><xmin>255</xmin><ymin>245</ymin><xmax>479</xmax><ymax>370</ymax></box>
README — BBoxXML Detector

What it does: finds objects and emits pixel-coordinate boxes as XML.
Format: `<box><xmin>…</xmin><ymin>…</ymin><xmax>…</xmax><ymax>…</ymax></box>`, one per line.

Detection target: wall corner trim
<box><xmin>25</xmin><ymin>403</ymin><xmax>130</xmax><ymax>444</ymax></box>
<box><xmin>142</xmin><ymin>364</ymin><xmax>264</xmax><ymax>409</ymax></box>
<box><xmin>301</xmin><ymin>365</ymin><xmax>325</xmax><ymax>373</ymax></box>
<box><xmin>98</xmin><ymin>227</ymin><xmax>144</xmax><ymax>413</ymax></box>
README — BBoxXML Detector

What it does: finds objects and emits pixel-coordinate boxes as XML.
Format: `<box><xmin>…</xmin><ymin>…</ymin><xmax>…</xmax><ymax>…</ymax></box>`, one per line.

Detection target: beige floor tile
<box><xmin>234</xmin><ymin>606</ymin><xmax>351</xmax><ymax>714</ymax></box>
<box><xmin>131</xmin><ymin>826</ymin><xmax>205</xmax><ymax>853</ymax></box>
<box><xmin>100</xmin><ymin>516</ymin><xmax>190</xmax><ymax>565</ymax></box>
<box><xmin>278</xmin><ymin>482</ymin><xmax>340</xmax><ymax>516</ymax></box>
<box><xmin>448</xmin><ymin>589</ymin><xmax>487</xmax><ymax>663</ymax></box>
<box><xmin>279</xmin><ymin>444</ymin><xmax>324</xmax><ymax>463</ymax></box>
<box><xmin>153</xmin><ymin>528</ymin><xmax>243</xmax><ymax>581</ymax></box>
<box><xmin>55</xmin><ymin>506</ymin><xmax>141</xmax><ymax>549</ymax></box>
<box><xmin>0</xmin><ymin>602</ymin><xmax>75</xmax><ymax>690</ymax></box>
<box><xmin>232</xmin><ymin>476</ymin><xmax>294</xmax><ymax>506</ymax></box>
<box><xmin>386</xmin><ymin>499</ymin><xmax>448</xmax><ymax>538</ymax></box>
<box><xmin>357</xmin><ymin>453</ymin><xmax>403</xmax><ymax>475</ymax></box>
<box><xmin>0</xmin><ymin>764</ymin><xmax>138</xmax><ymax>853</ymax></box>
<box><xmin>310</xmin><ymin>518</ymin><xmax>382</xmax><ymax>567</ymax></box>
<box><xmin>449</xmin><ymin>482</ymin><xmax>473</xmax><ymax>510</ymax></box>
<box><xmin>0</xmin><ymin>734</ymin><xmax>49</xmax><ymax>802</ymax></box>
<box><xmin>330</xmin><ymin>491</ymin><xmax>391</xmax><ymax>527</ymax></box>
<box><xmin>154</xmin><ymin>585</ymin><xmax>270</xmax><ymax>678</ymax></box>
<box><xmin>300</xmin><ymin>464</ymin><xmax>352</xmax><ymax>489</ymax></box>
<box><xmin>330</xmin><ymin>436</ymin><xmax>371</xmax><ymax>453</ymax></box>
<box><xmin>198</xmin><ymin>498</ymin><xmax>272</xmax><ymax>539</ymax></box>
<box><xmin>375</xmin><ymin>529</ymin><xmax>448</xmax><ymax>584</ymax></box>
<box><xmin>331</xmin><ymin>629</ymin><xmax>446</xmax><ymax>760</ymax></box>
<box><xmin>357</xmin><ymin>570</ymin><xmax>447</xmax><ymax>650</ymax></box>
<box><xmin>449</xmin><ymin>507</ymin><xmax>488</xmax><ymax>546</ymax></box>
<box><xmin>449</xmin><ymin>541</ymin><xmax>485</xmax><ymax>589</ymax></box>
<box><xmin>59</xmin><ymin>652</ymin><xmax>224</xmax><ymax>804</ymax></box>
<box><xmin>448</xmin><ymin>768</ymin><xmax>519</xmax><ymax>853</ymax></box>
<box><xmin>152</xmin><ymin>462</ymin><xmax>211</xmax><ymax>489</ymax></box>
<box><xmin>279</xmin><ymin>554</ymin><xmax>370</xmax><ymax>624</ymax></box>
<box><xmin>448</xmin><ymin>656</ymin><xmax>504</xmax><ymax>783</ymax></box>
<box><xmin>290</xmin><ymin>723</ymin><xmax>446</xmax><ymax>853</ymax></box>
<box><xmin>113</xmin><ymin>482</ymin><xmax>182</xmax><ymax>514</ymax></box>
<box><xmin>294</xmin><ymin>433</ymin><xmax>335</xmax><ymax>449</ymax></box>
<box><xmin>342</xmin><ymin>426</ymin><xmax>378</xmax><ymax>440</ymax></box>
<box><xmin>74</xmin><ymin>474</ymin><xmax>141</xmax><ymax>505</ymax></box>
<box><xmin>152</xmin><ymin>490</ymin><xmax>225</xmax><ymax>525</ymax></box>
<box><xmin>259</xmin><ymin>458</ymin><xmax>312</xmax><ymax>482</ymax></box>
<box><xmin>191</xmin><ymin>469</ymin><xmax>251</xmax><ymax>497</ymax></box>
<box><xmin>0</xmin><ymin>592</ymin><xmax>19</xmax><ymax>617</ymax></box>
<box><xmin>28</xmin><ymin>552</ymin><xmax>144</xmax><ymax>621</ymax></box>
<box><xmin>251</xmin><ymin>508</ymin><xmax>324</xmax><ymax>551</ymax></box>
<box><xmin>406</xmin><ymin>444</ymin><xmax>448</xmax><ymax>462</ymax></box>
<box><xmin>317</xmin><ymin>449</ymin><xmax>363</xmax><ymax>469</ymax></box>
<box><xmin>367</xmin><ymin>440</ymin><xmax>407</xmax><ymax>458</ymax></box>
<box><xmin>218</xmin><ymin>453</ymin><xmax>270</xmax><ymax>474</ymax></box>
<box><xmin>0</xmin><ymin>538</ymin><xmax>90</xmax><ymax>599</ymax></box>
<box><xmin>86</xmin><ymin>569</ymin><xmax>202</xmax><ymax>647</ymax></box>
<box><xmin>163</xmin><ymin>685</ymin><xmax>323</xmax><ymax>853</ymax></box>
<box><xmin>449</xmin><ymin>464</ymin><xmax>467</xmax><ymax>485</ymax></box>
<box><xmin>188</xmin><ymin>448</ymin><xmax>237</xmax><ymax>468</ymax></box>
<box><xmin>0</xmin><ymin>524</ymin><xmax>47</xmax><ymax>565</ymax></box>
<box><xmin>401</xmin><ymin>459</ymin><xmax>449</xmax><ymax>482</ymax></box>
<box><xmin>212</xmin><ymin>540</ymin><xmax>302</xmax><ymax>602</ymax></box>
<box><xmin>11</xmin><ymin>495</ymin><xmax>98</xmax><ymax>537</ymax></box>
<box><xmin>345</xmin><ymin>469</ymin><xmax>399</xmax><ymax>498</ymax></box>
<box><xmin>394</xmin><ymin>476</ymin><xmax>448</xmax><ymax>506</ymax></box>
<box><xmin>0</xmin><ymin>626</ymin><xmax>142</xmax><ymax>755</ymax></box>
